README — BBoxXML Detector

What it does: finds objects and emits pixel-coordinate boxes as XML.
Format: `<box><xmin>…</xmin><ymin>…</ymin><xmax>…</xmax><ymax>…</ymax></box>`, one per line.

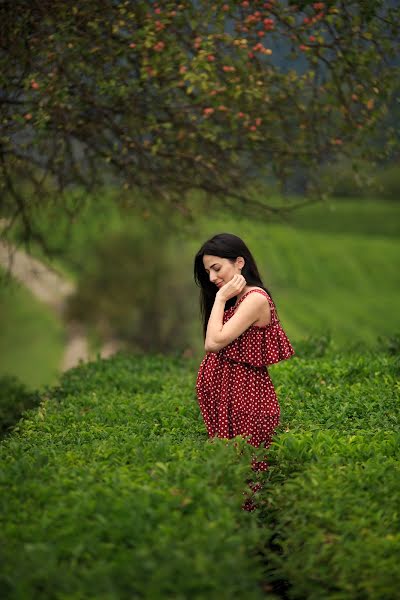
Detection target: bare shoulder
<box><xmin>237</xmin><ymin>288</ymin><xmax>270</xmax><ymax>309</ymax></box>
<box><xmin>240</xmin><ymin>288</ymin><xmax>271</xmax><ymax>326</ymax></box>
<box><xmin>243</xmin><ymin>287</ymin><xmax>270</xmax><ymax>301</ymax></box>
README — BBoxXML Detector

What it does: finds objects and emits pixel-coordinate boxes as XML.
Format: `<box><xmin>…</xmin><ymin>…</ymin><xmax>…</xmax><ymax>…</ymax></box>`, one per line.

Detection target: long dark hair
<box><xmin>194</xmin><ymin>233</ymin><xmax>274</xmax><ymax>340</ymax></box>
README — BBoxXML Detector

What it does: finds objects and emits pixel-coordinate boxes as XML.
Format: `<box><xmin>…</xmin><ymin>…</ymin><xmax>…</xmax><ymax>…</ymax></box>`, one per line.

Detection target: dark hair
<box><xmin>194</xmin><ymin>233</ymin><xmax>274</xmax><ymax>340</ymax></box>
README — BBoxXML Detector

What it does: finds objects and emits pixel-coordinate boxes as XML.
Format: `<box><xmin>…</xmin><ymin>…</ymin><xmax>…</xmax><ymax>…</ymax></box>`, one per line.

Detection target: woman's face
<box><xmin>202</xmin><ymin>254</ymin><xmax>243</xmax><ymax>289</ymax></box>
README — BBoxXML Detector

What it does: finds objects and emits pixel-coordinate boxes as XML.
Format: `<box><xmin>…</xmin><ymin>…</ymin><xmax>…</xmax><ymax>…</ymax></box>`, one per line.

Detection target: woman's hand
<box><xmin>216</xmin><ymin>274</ymin><xmax>246</xmax><ymax>302</ymax></box>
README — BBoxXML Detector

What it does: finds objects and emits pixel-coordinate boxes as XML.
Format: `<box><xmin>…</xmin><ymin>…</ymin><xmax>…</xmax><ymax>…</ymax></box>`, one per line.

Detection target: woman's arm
<box><xmin>205</xmin><ymin>284</ymin><xmax>270</xmax><ymax>352</ymax></box>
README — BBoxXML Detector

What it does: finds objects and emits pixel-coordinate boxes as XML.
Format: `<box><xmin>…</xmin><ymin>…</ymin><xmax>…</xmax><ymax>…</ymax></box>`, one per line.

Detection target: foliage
<box><xmin>264</xmin><ymin>432</ymin><xmax>400</xmax><ymax>599</ymax></box>
<box><xmin>318</xmin><ymin>158</ymin><xmax>400</xmax><ymax>200</ymax></box>
<box><xmin>66</xmin><ymin>220</ymin><xmax>196</xmax><ymax>354</ymax></box>
<box><xmin>0</xmin><ymin>351</ymin><xmax>399</xmax><ymax>598</ymax></box>
<box><xmin>261</xmin><ymin>352</ymin><xmax>400</xmax><ymax>599</ymax></box>
<box><xmin>0</xmin><ymin>268</ymin><xmax>64</xmax><ymax>388</ymax></box>
<box><xmin>1</xmin><ymin>0</ymin><xmax>399</xmax><ymax>243</ymax></box>
<box><xmin>376</xmin><ymin>332</ymin><xmax>400</xmax><ymax>356</ymax></box>
<box><xmin>0</xmin><ymin>375</ymin><xmax>40</xmax><ymax>437</ymax></box>
<box><xmin>0</xmin><ymin>353</ymin><xmax>269</xmax><ymax>599</ymax></box>
<box><xmin>291</xmin><ymin>331</ymin><xmax>333</xmax><ymax>357</ymax></box>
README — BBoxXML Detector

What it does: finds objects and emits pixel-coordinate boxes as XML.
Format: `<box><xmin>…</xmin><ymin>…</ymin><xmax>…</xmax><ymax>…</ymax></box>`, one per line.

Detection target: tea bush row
<box><xmin>258</xmin><ymin>352</ymin><xmax>400</xmax><ymax>600</ymax></box>
<box><xmin>1</xmin><ymin>351</ymin><xmax>399</xmax><ymax>599</ymax></box>
<box><xmin>0</xmin><ymin>376</ymin><xmax>40</xmax><ymax>438</ymax></box>
<box><xmin>0</xmin><ymin>354</ymin><xmax>272</xmax><ymax>600</ymax></box>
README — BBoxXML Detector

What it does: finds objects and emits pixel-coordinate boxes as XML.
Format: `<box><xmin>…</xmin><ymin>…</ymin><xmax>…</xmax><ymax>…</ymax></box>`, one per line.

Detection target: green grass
<box><xmin>0</xmin><ymin>271</ymin><xmax>65</xmax><ymax>389</ymax></box>
<box><xmin>268</xmin><ymin>196</ymin><xmax>400</xmax><ymax>238</ymax></box>
<box><xmin>255</xmin><ymin>225</ymin><xmax>399</xmax><ymax>344</ymax></box>
<box><xmin>185</xmin><ymin>206</ymin><xmax>400</xmax><ymax>352</ymax></box>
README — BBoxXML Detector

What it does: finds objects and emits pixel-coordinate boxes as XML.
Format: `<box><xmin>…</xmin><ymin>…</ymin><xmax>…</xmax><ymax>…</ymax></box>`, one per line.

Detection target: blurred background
<box><xmin>1</xmin><ymin>0</ymin><xmax>399</xmax><ymax>390</ymax></box>
<box><xmin>1</xmin><ymin>181</ymin><xmax>399</xmax><ymax>390</ymax></box>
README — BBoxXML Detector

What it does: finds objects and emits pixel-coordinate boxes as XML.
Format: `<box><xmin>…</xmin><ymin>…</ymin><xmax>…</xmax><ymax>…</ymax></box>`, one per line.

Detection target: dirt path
<box><xmin>0</xmin><ymin>240</ymin><xmax>75</xmax><ymax>313</ymax></box>
<box><xmin>0</xmin><ymin>234</ymin><xmax>121</xmax><ymax>371</ymax></box>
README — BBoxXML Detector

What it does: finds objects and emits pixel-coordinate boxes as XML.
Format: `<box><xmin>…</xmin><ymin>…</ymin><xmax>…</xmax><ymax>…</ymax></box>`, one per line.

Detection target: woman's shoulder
<box><xmin>246</xmin><ymin>286</ymin><xmax>269</xmax><ymax>295</ymax></box>
<box><xmin>239</xmin><ymin>287</ymin><xmax>271</xmax><ymax>303</ymax></box>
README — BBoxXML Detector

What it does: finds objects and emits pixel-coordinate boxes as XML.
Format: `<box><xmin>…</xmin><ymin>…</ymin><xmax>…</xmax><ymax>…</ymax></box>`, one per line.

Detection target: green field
<box><xmin>272</xmin><ymin>196</ymin><xmax>400</xmax><ymax>238</ymax></box>
<box><xmin>230</xmin><ymin>222</ymin><xmax>398</xmax><ymax>344</ymax></box>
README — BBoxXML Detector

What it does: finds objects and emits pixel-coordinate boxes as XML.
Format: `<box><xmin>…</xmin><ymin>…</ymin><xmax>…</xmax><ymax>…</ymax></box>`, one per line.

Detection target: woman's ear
<box><xmin>236</xmin><ymin>256</ymin><xmax>245</xmax><ymax>270</ymax></box>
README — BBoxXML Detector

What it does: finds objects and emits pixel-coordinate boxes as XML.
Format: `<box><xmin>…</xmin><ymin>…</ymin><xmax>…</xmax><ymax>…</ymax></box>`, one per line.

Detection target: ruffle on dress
<box><xmin>218</xmin><ymin>322</ymin><xmax>295</xmax><ymax>368</ymax></box>
<box><xmin>218</xmin><ymin>288</ymin><xmax>295</xmax><ymax>368</ymax></box>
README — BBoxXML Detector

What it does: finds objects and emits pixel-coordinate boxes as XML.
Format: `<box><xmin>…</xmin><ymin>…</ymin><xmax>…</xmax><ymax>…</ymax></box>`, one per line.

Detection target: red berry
<box><xmin>203</xmin><ymin>107</ymin><xmax>215</xmax><ymax>116</ymax></box>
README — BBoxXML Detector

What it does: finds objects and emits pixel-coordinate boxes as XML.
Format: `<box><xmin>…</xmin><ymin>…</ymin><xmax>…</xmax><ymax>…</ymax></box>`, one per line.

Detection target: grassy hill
<box><xmin>186</xmin><ymin>201</ymin><xmax>400</xmax><ymax>352</ymax></box>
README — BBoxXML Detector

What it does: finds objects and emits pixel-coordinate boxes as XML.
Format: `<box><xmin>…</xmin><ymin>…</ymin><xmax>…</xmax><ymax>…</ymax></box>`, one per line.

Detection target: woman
<box><xmin>194</xmin><ymin>233</ymin><xmax>295</xmax><ymax>511</ymax></box>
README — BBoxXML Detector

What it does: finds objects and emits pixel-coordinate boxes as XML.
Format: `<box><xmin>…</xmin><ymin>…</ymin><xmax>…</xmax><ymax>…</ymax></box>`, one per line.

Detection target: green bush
<box><xmin>258</xmin><ymin>352</ymin><xmax>400</xmax><ymax>599</ymax></box>
<box><xmin>318</xmin><ymin>159</ymin><xmax>400</xmax><ymax>201</ymax></box>
<box><xmin>377</xmin><ymin>332</ymin><xmax>400</xmax><ymax>357</ymax></box>
<box><xmin>66</xmin><ymin>223</ymin><xmax>197</xmax><ymax>355</ymax></box>
<box><xmin>0</xmin><ymin>375</ymin><xmax>40</xmax><ymax>437</ymax></box>
<box><xmin>263</xmin><ymin>431</ymin><xmax>400</xmax><ymax>600</ymax></box>
<box><xmin>1</xmin><ymin>351</ymin><xmax>399</xmax><ymax>599</ymax></box>
<box><xmin>0</xmin><ymin>354</ymin><xmax>270</xmax><ymax>600</ymax></box>
<box><xmin>376</xmin><ymin>164</ymin><xmax>400</xmax><ymax>201</ymax></box>
<box><xmin>291</xmin><ymin>332</ymin><xmax>333</xmax><ymax>358</ymax></box>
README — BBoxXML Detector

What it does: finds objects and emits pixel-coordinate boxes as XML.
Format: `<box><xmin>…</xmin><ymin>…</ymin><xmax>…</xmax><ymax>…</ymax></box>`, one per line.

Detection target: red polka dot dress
<box><xmin>196</xmin><ymin>288</ymin><xmax>295</xmax><ymax>510</ymax></box>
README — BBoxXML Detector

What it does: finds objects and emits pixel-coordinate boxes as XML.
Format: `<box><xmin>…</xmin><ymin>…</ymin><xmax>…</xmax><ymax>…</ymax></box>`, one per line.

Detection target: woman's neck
<box><xmin>235</xmin><ymin>285</ymin><xmax>253</xmax><ymax>305</ymax></box>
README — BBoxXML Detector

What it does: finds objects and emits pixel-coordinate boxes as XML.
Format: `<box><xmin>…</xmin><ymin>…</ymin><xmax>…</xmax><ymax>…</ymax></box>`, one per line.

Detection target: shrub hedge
<box><xmin>0</xmin><ymin>376</ymin><xmax>40</xmax><ymax>438</ymax></box>
<box><xmin>260</xmin><ymin>352</ymin><xmax>400</xmax><ymax>600</ymax></box>
<box><xmin>0</xmin><ymin>354</ymin><xmax>271</xmax><ymax>600</ymax></box>
<box><xmin>0</xmin><ymin>351</ymin><xmax>399</xmax><ymax>599</ymax></box>
<box><xmin>318</xmin><ymin>160</ymin><xmax>400</xmax><ymax>201</ymax></box>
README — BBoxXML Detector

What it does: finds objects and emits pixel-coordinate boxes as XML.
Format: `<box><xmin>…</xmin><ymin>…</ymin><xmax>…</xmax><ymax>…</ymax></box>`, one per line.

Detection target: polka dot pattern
<box><xmin>219</xmin><ymin>289</ymin><xmax>295</xmax><ymax>368</ymax></box>
<box><xmin>195</xmin><ymin>289</ymin><xmax>295</xmax><ymax>509</ymax></box>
